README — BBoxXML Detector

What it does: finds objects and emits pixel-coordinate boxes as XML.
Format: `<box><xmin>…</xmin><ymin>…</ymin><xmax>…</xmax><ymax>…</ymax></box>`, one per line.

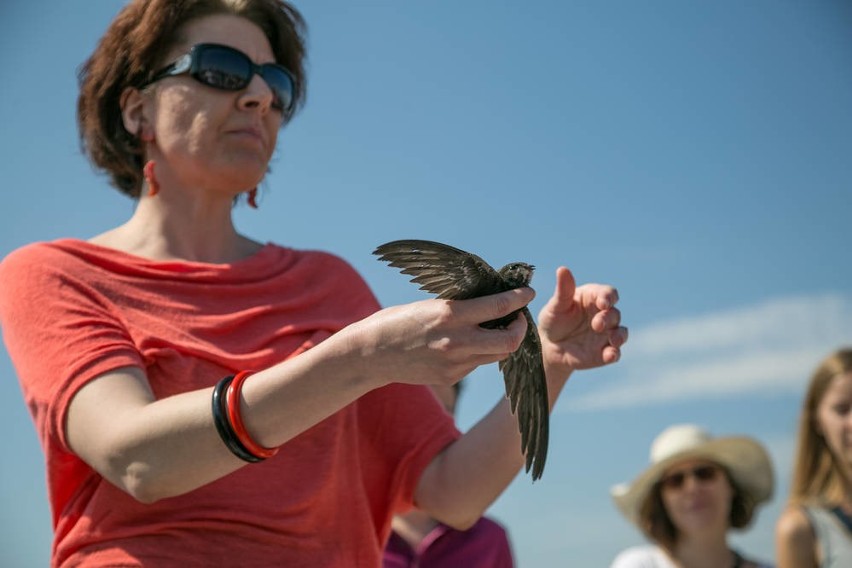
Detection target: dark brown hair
<box><xmin>638</xmin><ymin>465</ymin><xmax>756</xmax><ymax>550</ymax></box>
<box><xmin>77</xmin><ymin>0</ymin><xmax>307</xmax><ymax>198</ymax></box>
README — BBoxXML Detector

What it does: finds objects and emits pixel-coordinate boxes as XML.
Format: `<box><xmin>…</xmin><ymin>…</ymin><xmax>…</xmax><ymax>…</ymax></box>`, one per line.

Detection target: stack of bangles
<box><xmin>212</xmin><ymin>371</ymin><xmax>279</xmax><ymax>462</ymax></box>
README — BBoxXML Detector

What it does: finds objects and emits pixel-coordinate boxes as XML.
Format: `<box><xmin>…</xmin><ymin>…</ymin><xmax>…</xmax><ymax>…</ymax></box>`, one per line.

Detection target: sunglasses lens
<box><xmin>694</xmin><ymin>465</ymin><xmax>718</xmax><ymax>481</ymax></box>
<box><xmin>194</xmin><ymin>46</ymin><xmax>251</xmax><ymax>91</ymax></box>
<box><xmin>662</xmin><ymin>472</ymin><xmax>685</xmax><ymax>489</ymax></box>
<box><xmin>662</xmin><ymin>465</ymin><xmax>720</xmax><ymax>490</ymax></box>
<box><xmin>194</xmin><ymin>45</ymin><xmax>294</xmax><ymax>113</ymax></box>
<box><xmin>260</xmin><ymin>68</ymin><xmax>295</xmax><ymax>113</ymax></box>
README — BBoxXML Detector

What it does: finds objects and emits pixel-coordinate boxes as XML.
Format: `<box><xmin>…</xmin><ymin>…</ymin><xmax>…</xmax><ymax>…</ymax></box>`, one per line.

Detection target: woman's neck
<box><xmin>90</xmin><ymin>194</ymin><xmax>261</xmax><ymax>264</ymax></box>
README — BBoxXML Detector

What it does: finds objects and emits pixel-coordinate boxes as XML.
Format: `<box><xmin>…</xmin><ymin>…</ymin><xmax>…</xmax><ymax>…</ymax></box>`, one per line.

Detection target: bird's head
<box><xmin>498</xmin><ymin>262</ymin><xmax>535</xmax><ymax>287</ymax></box>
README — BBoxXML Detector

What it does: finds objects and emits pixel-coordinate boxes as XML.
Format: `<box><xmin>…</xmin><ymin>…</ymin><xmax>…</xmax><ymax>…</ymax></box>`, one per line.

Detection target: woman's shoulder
<box><xmin>1</xmin><ymin>237</ymin><xmax>142</xmax><ymax>270</ymax></box>
<box><xmin>775</xmin><ymin>505</ymin><xmax>818</xmax><ymax>566</ymax></box>
<box><xmin>0</xmin><ymin>241</ymin><xmax>95</xmax><ymax>325</ymax></box>
<box><xmin>2</xmin><ymin>239</ymin><xmax>68</xmax><ymax>264</ymax></box>
<box><xmin>776</xmin><ymin>505</ymin><xmax>815</xmax><ymax>540</ymax></box>
<box><xmin>0</xmin><ymin>239</ymin><xmax>80</xmax><ymax>281</ymax></box>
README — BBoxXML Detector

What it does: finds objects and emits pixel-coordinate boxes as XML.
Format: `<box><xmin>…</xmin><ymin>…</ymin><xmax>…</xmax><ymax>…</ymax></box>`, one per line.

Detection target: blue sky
<box><xmin>1</xmin><ymin>1</ymin><xmax>851</xmax><ymax>566</ymax></box>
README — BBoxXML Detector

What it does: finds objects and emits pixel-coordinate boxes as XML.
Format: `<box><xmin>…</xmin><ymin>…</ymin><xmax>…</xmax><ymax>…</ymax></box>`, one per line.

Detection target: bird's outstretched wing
<box><xmin>499</xmin><ymin>307</ymin><xmax>549</xmax><ymax>480</ymax></box>
<box><xmin>373</xmin><ymin>239</ymin><xmax>507</xmax><ymax>300</ymax></box>
<box><xmin>374</xmin><ymin>239</ymin><xmax>550</xmax><ymax>481</ymax></box>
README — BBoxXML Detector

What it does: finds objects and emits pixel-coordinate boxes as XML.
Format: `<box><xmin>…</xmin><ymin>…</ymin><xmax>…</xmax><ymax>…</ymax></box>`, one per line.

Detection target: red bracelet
<box><xmin>225</xmin><ymin>370</ymin><xmax>279</xmax><ymax>459</ymax></box>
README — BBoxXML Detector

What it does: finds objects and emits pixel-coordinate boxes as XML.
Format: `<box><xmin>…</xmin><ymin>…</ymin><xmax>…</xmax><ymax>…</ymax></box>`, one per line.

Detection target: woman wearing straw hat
<box><xmin>775</xmin><ymin>348</ymin><xmax>852</xmax><ymax>568</ymax></box>
<box><xmin>609</xmin><ymin>424</ymin><xmax>775</xmax><ymax>568</ymax></box>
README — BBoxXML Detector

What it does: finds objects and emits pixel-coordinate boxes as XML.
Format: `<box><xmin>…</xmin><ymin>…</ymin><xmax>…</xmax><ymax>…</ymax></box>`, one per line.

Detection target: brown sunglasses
<box><xmin>660</xmin><ymin>464</ymin><xmax>721</xmax><ymax>490</ymax></box>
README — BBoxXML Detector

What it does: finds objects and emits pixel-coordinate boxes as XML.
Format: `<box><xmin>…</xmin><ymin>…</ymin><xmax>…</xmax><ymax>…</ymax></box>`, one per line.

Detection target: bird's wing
<box><xmin>375</xmin><ymin>239</ymin><xmax>550</xmax><ymax>481</ymax></box>
<box><xmin>373</xmin><ymin>239</ymin><xmax>504</xmax><ymax>300</ymax></box>
<box><xmin>499</xmin><ymin>307</ymin><xmax>550</xmax><ymax>481</ymax></box>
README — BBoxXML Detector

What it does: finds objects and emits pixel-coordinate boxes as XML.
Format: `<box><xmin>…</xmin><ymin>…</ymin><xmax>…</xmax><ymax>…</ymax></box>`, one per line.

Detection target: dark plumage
<box><xmin>373</xmin><ymin>239</ymin><xmax>549</xmax><ymax>480</ymax></box>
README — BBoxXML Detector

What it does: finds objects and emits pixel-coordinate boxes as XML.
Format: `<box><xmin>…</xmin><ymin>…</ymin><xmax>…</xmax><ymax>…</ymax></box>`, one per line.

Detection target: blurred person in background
<box><xmin>610</xmin><ymin>424</ymin><xmax>774</xmax><ymax>568</ymax></box>
<box><xmin>383</xmin><ymin>380</ymin><xmax>515</xmax><ymax>568</ymax></box>
<box><xmin>776</xmin><ymin>347</ymin><xmax>852</xmax><ymax>568</ymax></box>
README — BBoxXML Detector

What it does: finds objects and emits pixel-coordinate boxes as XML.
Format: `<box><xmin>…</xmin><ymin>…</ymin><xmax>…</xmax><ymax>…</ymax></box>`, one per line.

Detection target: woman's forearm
<box><xmin>415</xmin><ymin>368</ymin><xmax>571</xmax><ymax>529</ymax></box>
<box><xmin>66</xmin><ymin>331</ymin><xmax>381</xmax><ymax>503</ymax></box>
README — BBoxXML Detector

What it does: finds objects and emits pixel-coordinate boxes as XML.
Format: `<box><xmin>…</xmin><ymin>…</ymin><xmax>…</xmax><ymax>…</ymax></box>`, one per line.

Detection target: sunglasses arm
<box><xmin>144</xmin><ymin>53</ymin><xmax>192</xmax><ymax>87</ymax></box>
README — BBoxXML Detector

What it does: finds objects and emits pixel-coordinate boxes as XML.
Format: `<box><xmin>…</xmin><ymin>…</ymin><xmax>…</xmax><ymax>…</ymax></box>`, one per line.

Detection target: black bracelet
<box><xmin>212</xmin><ymin>375</ymin><xmax>264</xmax><ymax>463</ymax></box>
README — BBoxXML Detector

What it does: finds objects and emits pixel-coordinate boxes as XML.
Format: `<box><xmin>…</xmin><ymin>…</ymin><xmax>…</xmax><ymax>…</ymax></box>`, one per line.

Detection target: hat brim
<box><xmin>611</xmin><ymin>436</ymin><xmax>774</xmax><ymax>525</ymax></box>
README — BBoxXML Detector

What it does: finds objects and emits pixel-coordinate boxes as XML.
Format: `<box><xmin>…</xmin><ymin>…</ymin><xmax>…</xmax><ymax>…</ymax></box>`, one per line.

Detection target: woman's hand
<box><xmin>538</xmin><ymin>266</ymin><xmax>628</xmax><ymax>382</ymax></box>
<box><xmin>345</xmin><ymin>287</ymin><xmax>535</xmax><ymax>389</ymax></box>
<box><xmin>414</xmin><ymin>267</ymin><xmax>628</xmax><ymax>528</ymax></box>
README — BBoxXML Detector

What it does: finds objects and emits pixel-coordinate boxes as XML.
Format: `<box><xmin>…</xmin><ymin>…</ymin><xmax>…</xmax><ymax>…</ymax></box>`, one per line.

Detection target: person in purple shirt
<box><xmin>383</xmin><ymin>381</ymin><xmax>516</xmax><ymax>568</ymax></box>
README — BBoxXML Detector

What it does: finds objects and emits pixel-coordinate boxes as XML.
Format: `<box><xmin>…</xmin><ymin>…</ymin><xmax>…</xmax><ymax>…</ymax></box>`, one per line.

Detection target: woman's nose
<box><xmin>238</xmin><ymin>74</ymin><xmax>274</xmax><ymax>113</ymax></box>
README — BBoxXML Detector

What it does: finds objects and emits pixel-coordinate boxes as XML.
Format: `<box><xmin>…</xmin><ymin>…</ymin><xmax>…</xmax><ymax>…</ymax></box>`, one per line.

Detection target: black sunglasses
<box><xmin>660</xmin><ymin>464</ymin><xmax>720</xmax><ymax>490</ymax></box>
<box><xmin>143</xmin><ymin>43</ymin><xmax>295</xmax><ymax>115</ymax></box>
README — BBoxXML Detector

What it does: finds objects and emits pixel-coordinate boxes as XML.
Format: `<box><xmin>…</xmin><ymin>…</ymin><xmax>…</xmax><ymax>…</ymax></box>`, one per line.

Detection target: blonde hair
<box><xmin>788</xmin><ymin>347</ymin><xmax>852</xmax><ymax>506</ymax></box>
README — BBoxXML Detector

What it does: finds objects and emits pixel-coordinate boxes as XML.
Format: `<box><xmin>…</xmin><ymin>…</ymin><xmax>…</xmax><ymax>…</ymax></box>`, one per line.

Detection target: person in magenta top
<box><xmin>0</xmin><ymin>1</ymin><xmax>628</xmax><ymax>566</ymax></box>
<box><xmin>383</xmin><ymin>382</ymin><xmax>515</xmax><ymax>568</ymax></box>
<box><xmin>384</xmin><ymin>517</ymin><xmax>514</xmax><ymax>568</ymax></box>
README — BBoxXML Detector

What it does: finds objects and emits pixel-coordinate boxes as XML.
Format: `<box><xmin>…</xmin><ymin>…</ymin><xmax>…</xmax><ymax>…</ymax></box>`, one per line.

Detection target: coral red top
<box><xmin>0</xmin><ymin>240</ymin><xmax>460</xmax><ymax>567</ymax></box>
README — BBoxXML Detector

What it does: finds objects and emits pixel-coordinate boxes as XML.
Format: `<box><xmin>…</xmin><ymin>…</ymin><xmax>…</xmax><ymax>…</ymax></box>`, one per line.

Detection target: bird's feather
<box><xmin>374</xmin><ymin>239</ymin><xmax>550</xmax><ymax>480</ymax></box>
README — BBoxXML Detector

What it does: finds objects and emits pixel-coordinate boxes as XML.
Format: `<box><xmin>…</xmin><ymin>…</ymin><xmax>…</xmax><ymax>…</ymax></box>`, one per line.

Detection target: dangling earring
<box><xmin>143</xmin><ymin>160</ymin><xmax>160</xmax><ymax>197</ymax></box>
<box><xmin>247</xmin><ymin>187</ymin><xmax>258</xmax><ymax>209</ymax></box>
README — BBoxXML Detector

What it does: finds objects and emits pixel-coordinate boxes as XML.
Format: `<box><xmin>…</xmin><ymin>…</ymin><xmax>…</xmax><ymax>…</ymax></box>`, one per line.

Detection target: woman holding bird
<box><xmin>0</xmin><ymin>0</ymin><xmax>627</xmax><ymax>565</ymax></box>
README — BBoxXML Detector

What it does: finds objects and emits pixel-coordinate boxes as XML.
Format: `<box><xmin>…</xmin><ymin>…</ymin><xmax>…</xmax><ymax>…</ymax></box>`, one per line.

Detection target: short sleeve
<box><xmin>355</xmin><ymin>382</ymin><xmax>461</xmax><ymax>521</ymax></box>
<box><xmin>0</xmin><ymin>244</ymin><xmax>143</xmax><ymax>450</ymax></box>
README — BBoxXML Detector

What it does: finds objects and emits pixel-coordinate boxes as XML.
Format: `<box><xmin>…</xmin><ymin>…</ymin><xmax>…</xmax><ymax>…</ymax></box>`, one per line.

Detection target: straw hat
<box><xmin>611</xmin><ymin>424</ymin><xmax>774</xmax><ymax>525</ymax></box>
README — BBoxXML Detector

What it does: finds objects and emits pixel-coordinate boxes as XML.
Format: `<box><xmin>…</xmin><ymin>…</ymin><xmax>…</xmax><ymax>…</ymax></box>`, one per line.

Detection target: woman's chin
<box><xmin>212</xmin><ymin>168</ymin><xmax>267</xmax><ymax>193</ymax></box>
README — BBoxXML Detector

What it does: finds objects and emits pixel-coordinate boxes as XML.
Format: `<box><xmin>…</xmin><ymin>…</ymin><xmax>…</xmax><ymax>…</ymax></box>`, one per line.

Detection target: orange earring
<box><xmin>247</xmin><ymin>188</ymin><xmax>258</xmax><ymax>209</ymax></box>
<box><xmin>138</xmin><ymin>123</ymin><xmax>155</xmax><ymax>144</ymax></box>
<box><xmin>143</xmin><ymin>160</ymin><xmax>160</xmax><ymax>197</ymax></box>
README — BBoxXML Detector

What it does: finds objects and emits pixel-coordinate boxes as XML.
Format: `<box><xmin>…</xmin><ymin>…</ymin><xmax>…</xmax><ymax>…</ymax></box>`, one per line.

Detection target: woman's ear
<box><xmin>120</xmin><ymin>87</ymin><xmax>154</xmax><ymax>141</ymax></box>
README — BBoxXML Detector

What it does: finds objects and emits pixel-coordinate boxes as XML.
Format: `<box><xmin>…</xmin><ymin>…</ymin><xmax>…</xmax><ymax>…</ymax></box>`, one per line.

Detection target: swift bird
<box><xmin>373</xmin><ymin>239</ymin><xmax>549</xmax><ymax>480</ymax></box>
